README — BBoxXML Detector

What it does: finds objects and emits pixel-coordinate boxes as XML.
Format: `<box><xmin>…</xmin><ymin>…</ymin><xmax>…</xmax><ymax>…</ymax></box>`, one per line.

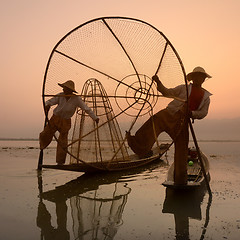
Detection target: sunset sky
<box><xmin>1</xmin><ymin>0</ymin><xmax>240</xmax><ymax>138</ymax></box>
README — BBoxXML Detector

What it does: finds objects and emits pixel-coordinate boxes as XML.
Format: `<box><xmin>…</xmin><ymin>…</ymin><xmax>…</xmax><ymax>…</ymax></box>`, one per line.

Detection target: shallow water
<box><xmin>0</xmin><ymin>140</ymin><xmax>240</xmax><ymax>240</ymax></box>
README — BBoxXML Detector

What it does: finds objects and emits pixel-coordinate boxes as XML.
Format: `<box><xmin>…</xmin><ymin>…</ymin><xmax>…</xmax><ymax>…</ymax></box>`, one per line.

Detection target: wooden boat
<box><xmin>42</xmin><ymin>144</ymin><xmax>169</xmax><ymax>173</ymax></box>
<box><xmin>162</xmin><ymin>149</ymin><xmax>210</xmax><ymax>190</ymax></box>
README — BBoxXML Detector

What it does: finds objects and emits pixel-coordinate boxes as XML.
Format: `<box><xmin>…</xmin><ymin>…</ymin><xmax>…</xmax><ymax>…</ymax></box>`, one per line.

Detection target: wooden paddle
<box><xmin>188</xmin><ymin>119</ymin><xmax>212</xmax><ymax>196</ymax></box>
<box><xmin>37</xmin><ymin>117</ymin><xmax>47</xmax><ymax>170</ymax></box>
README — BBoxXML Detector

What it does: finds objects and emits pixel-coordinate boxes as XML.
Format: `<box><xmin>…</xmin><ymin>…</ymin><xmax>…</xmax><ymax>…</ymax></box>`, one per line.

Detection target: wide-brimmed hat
<box><xmin>58</xmin><ymin>80</ymin><xmax>78</xmax><ymax>93</ymax></box>
<box><xmin>187</xmin><ymin>67</ymin><xmax>212</xmax><ymax>81</ymax></box>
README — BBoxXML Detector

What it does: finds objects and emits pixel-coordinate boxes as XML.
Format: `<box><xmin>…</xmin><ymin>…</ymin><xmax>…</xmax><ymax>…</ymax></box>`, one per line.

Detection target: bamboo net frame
<box><xmin>41</xmin><ymin>17</ymin><xmax>187</xmax><ymax>170</ymax></box>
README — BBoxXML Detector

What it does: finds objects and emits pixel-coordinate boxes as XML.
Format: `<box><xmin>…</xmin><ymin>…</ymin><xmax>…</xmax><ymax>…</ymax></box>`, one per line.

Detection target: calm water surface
<box><xmin>0</xmin><ymin>140</ymin><xmax>240</xmax><ymax>240</ymax></box>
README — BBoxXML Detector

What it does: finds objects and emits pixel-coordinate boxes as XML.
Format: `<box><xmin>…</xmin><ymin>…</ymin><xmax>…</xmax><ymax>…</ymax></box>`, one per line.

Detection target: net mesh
<box><xmin>70</xmin><ymin>182</ymin><xmax>130</xmax><ymax>240</ymax></box>
<box><xmin>70</xmin><ymin>78</ymin><xmax>128</xmax><ymax>164</ymax></box>
<box><xmin>42</xmin><ymin>17</ymin><xmax>186</xmax><ymax>167</ymax></box>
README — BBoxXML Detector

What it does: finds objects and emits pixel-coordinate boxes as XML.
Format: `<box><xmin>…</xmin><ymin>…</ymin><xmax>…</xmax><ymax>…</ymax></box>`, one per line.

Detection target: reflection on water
<box><xmin>37</xmin><ymin>171</ymin><xmax>132</xmax><ymax>240</ymax></box>
<box><xmin>36</xmin><ymin>159</ymin><xmax>214</xmax><ymax>240</ymax></box>
<box><xmin>37</xmin><ymin>200</ymin><xmax>69</xmax><ymax>240</ymax></box>
<box><xmin>70</xmin><ymin>182</ymin><xmax>130</xmax><ymax>239</ymax></box>
<box><xmin>162</xmin><ymin>186</ymin><xmax>212</xmax><ymax>240</ymax></box>
<box><xmin>36</xmin><ymin>161</ymin><xmax>166</xmax><ymax>239</ymax></box>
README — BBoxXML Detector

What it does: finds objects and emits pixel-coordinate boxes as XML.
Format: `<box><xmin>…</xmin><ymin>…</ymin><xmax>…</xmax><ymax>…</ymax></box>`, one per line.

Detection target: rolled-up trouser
<box><xmin>127</xmin><ymin>107</ymin><xmax>188</xmax><ymax>184</ymax></box>
<box><xmin>39</xmin><ymin>115</ymin><xmax>71</xmax><ymax>164</ymax></box>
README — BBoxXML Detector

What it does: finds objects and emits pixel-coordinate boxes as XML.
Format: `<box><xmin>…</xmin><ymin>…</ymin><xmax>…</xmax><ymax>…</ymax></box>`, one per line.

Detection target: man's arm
<box><xmin>152</xmin><ymin>75</ymin><xmax>169</xmax><ymax>96</ymax></box>
<box><xmin>77</xmin><ymin>97</ymin><xmax>99</xmax><ymax>122</ymax></box>
<box><xmin>44</xmin><ymin>95</ymin><xmax>60</xmax><ymax>115</ymax></box>
<box><xmin>192</xmin><ymin>98</ymin><xmax>210</xmax><ymax>119</ymax></box>
<box><xmin>152</xmin><ymin>75</ymin><xmax>184</xmax><ymax>99</ymax></box>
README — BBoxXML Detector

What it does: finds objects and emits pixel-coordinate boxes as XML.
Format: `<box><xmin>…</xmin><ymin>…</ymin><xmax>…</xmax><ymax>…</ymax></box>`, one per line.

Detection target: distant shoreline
<box><xmin>0</xmin><ymin>138</ymin><xmax>39</xmax><ymax>141</ymax></box>
<box><xmin>0</xmin><ymin>138</ymin><xmax>239</xmax><ymax>143</ymax></box>
<box><xmin>0</xmin><ymin>138</ymin><xmax>56</xmax><ymax>141</ymax></box>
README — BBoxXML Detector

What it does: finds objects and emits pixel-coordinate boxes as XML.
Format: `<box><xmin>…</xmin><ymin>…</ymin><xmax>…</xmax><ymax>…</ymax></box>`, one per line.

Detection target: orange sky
<box><xmin>1</xmin><ymin>0</ymin><xmax>240</xmax><ymax>138</ymax></box>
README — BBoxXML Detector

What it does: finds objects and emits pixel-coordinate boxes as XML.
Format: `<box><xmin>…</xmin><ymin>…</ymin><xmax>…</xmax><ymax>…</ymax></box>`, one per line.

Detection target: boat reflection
<box><xmin>36</xmin><ymin>159</ymin><xmax>168</xmax><ymax>239</ymax></box>
<box><xmin>162</xmin><ymin>186</ymin><xmax>212</xmax><ymax>240</ymax></box>
<box><xmin>37</xmin><ymin>171</ymin><xmax>132</xmax><ymax>240</ymax></box>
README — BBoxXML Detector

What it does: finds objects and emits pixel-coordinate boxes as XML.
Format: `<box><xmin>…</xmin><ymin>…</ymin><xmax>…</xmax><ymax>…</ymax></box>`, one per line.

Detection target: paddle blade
<box><xmin>38</xmin><ymin>150</ymin><xmax>43</xmax><ymax>170</ymax></box>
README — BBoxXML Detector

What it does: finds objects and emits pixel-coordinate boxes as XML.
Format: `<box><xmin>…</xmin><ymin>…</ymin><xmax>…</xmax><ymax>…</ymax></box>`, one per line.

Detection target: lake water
<box><xmin>0</xmin><ymin>140</ymin><xmax>240</xmax><ymax>240</ymax></box>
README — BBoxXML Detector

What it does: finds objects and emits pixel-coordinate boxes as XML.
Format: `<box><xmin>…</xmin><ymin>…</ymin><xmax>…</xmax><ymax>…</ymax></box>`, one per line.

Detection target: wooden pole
<box><xmin>37</xmin><ymin>117</ymin><xmax>47</xmax><ymax>170</ymax></box>
<box><xmin>37</xmin><ymin>171</ymin><xmax>44</xmax><ymax>240</ymax></box>
<box><xmin>188</xmin><ymin>119</ymin><xmax>212</xmax><ymax>196</ymax></box>
<box><xmin>38</xmin><ymin>150</ymin><xmax>44</xmax><ymax>170</ymax></box>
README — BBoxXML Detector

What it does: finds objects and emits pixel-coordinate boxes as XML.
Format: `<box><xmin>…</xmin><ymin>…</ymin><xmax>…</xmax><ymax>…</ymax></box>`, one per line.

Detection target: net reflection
<box><xmin>37</xmin><ymin>172</ymin><xmax>131</xmax><ymax>240</ymax></box>
<box><xmin>70</xmin><ymin>183</ymin><xmax>130</xmax><ymax>239</ymax></box>
<box><xmin>162</xmin><ymin>186</ymin><xmax>212</xmax><ymax>240</ymax></box>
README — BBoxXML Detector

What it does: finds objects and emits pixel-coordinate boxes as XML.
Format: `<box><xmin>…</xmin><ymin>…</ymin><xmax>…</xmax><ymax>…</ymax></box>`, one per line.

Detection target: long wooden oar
<box><xmin>37</xmin><ymin>117</ymin><xmax>47</xmax><ymax>170</ymax></box>
<box><xmin>188</xmin><ymin>119</ymin><xmax>212</xmax><ymax>196</ymax></box>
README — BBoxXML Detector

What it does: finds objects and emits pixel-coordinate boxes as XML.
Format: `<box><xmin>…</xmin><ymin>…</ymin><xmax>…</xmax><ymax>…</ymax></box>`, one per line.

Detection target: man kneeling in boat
<box><xmin>126</xmin><ymin>67</ymin><xmax>212</xmax><ymax>185</ymax></box>
<box><xmin>39</xmin><ymin>80</ymin><xmax>99</xmax><ymax>165</ymax></box>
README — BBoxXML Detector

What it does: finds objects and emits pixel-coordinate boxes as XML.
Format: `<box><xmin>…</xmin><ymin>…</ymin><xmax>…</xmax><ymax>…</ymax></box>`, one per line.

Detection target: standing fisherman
<box><xmin>126</xmin><ymin>67</ymin><xmax>212</xmax><ymax>184</ymax></box>
<box><xmin>39</xmin><ymin>80</ymin><xmax>99</xmax><ymax>165</ymax></box>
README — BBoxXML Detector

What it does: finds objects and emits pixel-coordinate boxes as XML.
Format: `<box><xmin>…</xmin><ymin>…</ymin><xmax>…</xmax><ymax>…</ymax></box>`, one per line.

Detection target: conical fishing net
<box><xmin>70</xmin><ymin>78</ymin><xmax>128</xmax><ymax>164</ymax></box>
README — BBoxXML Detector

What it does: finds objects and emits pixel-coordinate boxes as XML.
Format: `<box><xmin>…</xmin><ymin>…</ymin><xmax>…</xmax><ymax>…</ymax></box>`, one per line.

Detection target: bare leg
<box><xmin>56</xmin><ymin>118</ymin><xmax>71</xmax><ymax>164</ymax></box>
<box><xmin>173</xmin><ymin>118</ymin><xmax>188</xmax><ymax>185</ymax></box>
<box><xmin>127</xmin><ymin>109</ymin><xmax>171</xmax><ymax>156</ymax></box>
<box><xmin>39</xmin><ymin>117</ymin><xmax>57</xmax><ymax>150</ymax></box>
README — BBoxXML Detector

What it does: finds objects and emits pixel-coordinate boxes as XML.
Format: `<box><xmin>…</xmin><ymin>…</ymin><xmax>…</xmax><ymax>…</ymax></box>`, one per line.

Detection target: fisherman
<box><xmin>39</xmin><ymin>80</ymin><xmax>99</xmax><ymax>165</ymax></box>
<box><xmin>126</xmin><ymin>67</ymin><xmax>212</xmax><ymax>185</ymax></box>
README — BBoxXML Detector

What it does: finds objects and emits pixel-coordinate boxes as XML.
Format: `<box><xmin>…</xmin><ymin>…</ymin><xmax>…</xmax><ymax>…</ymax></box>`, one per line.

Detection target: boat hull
<box><xmin>162</xmin><ymin>151</ymin><xmax>210</xmax><ymax>190</ymax></box>
<box><xmin>42</xmin><ymin>155</ymin><xmax>161</xmax><ymax>173</ymax></box>
<box><xmin>41</xmin><ymin>145</ymin><xmax>169</xmax><ymax>173</ymax></box>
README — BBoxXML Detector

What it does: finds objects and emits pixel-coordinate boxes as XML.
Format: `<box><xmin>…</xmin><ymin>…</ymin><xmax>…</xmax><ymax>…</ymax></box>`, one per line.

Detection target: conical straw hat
<box><xmin>58</xmin><ymin>80</ymin><xmax>78</xmax><ymax>93</ymax></box>
<box><xmin>187</xmin><ymin>67</ymin><xmax>212</xmax><ymax>81</ymax></box>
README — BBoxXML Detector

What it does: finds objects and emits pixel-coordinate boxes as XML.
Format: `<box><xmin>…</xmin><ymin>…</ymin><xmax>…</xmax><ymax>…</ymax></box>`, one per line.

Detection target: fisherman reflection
<box><xmin>37</xmin><ymin>200</ymin><xmax>70</xmax><ymax>240</ymax></box>
<box><xmin>162</xmin><ymin>187</ymin><xmax>211</xmax><ymax>240</ymax></box>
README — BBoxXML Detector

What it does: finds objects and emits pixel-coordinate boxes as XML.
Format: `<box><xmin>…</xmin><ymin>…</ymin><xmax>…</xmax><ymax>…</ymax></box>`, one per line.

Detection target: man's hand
<box><xmin>152</xmin><ymin>75</ymin><xmax>166</xmax><ymax>95</ymax></box>
<box><xmin>44</xmin><ymin>105</ymin><xmax>50</xmax><ymax>114</ymax></box>
<box><xmin>188</xmin><ymin>110</ymin><xmax>193</xmax><ymax>118</ymax></box>
<box><xmin>95</xmin><ymin>118</ymin><xmax>99</xmax><ymax>124</ymax></box>
<box><xmin>152</xmin><ymin>75</ymin><xmax>161</xmax><ymax>84</ymax></box>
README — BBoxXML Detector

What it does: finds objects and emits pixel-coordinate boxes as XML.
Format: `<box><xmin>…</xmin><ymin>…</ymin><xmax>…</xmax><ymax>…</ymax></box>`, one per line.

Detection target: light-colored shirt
<box><xmin>46</xmin><ymin>93</ymin><xmax>98</xmax><ymax>120</ymax></box>
<box><xmin>161</xmin><ymin>84</ymin><xmax>212</xmax><ymax>119</ymax></box>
